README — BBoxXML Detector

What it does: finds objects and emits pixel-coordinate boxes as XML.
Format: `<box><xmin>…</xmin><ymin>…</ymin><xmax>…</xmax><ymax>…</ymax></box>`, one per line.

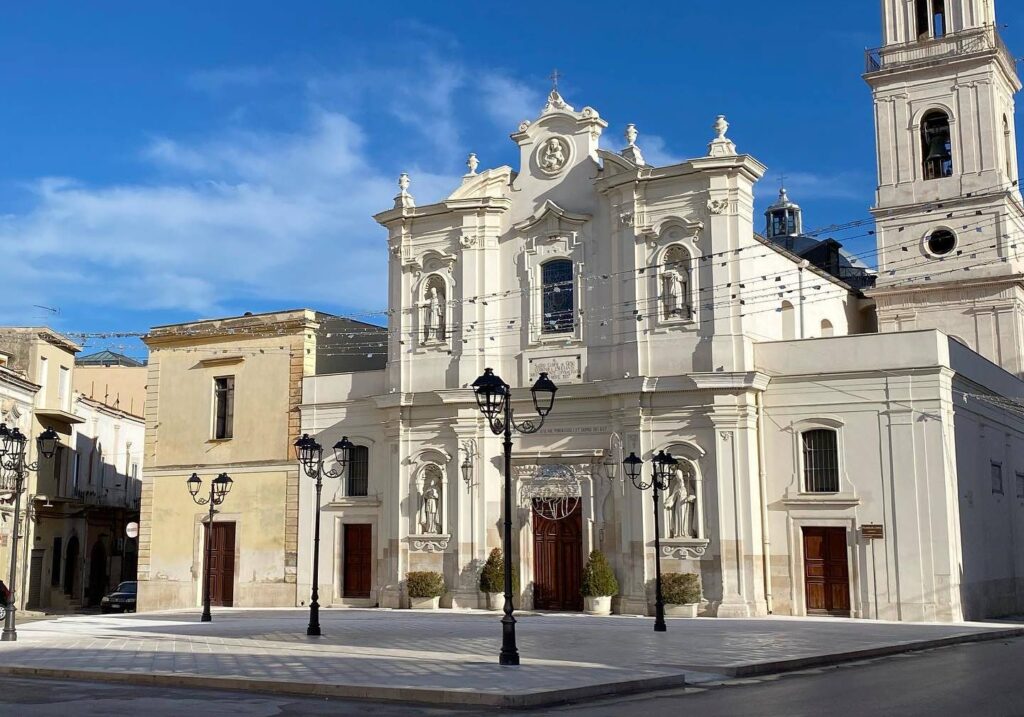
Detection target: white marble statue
<box><xmin>423</xmin><ymin>285</ymin><xmax>446</xmax><ymax>341</ymax></box>
<box><xmin>420</xmin><ymin>475</ymin><xmax>441</xmax><ymax>534</ymax></box>
<box><xmin>661</xmin><ymin>269</ymin><xmax>688</xmax><ymax>318</ymax></box>
<box><xmin>664</xmin><ymin>467</ymin><xmax>697</xmax><ymax>539</ymax></box>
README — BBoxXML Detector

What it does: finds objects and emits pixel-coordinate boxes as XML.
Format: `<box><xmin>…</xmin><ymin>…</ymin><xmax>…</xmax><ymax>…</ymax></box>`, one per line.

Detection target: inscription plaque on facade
<box><xmin>861</xmin><ymin>524</ymin><xmax>884</xmax><ymax>540</ymax></box>
<box><xmin>529</xmin><ymin>354</ymin><xmax>582</xmax><ymax>384</ymax></box>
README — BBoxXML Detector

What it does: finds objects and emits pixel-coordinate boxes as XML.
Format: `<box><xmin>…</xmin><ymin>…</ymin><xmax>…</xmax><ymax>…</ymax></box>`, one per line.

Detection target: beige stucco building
<box><xmin>0</xmin><ymin>330</ymin><xmax>143</xmax><ymax>611</ymax></box>
<box><xmin>137</xmin><ymin>310</ymin><xmax>386</xmax><ymax>611</ymax></box>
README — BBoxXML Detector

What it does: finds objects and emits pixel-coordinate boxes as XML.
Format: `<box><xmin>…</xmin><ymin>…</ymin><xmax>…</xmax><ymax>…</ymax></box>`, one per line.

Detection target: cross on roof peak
<box><xmin>550</xmin><ymin>68</ymin><xmax>561</xmax><ymax>91</ymax></box>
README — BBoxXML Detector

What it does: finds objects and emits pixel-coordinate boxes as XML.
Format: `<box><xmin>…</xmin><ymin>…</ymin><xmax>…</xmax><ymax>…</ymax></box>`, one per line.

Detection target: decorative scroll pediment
<box><xmin>640</xmin><ymin>215</ymin><xmax>705</xmax><ymax>248</ymax></box>
<box><xmin>514</xmin><ymin>200</ymin><xmax>590</xmax><ymax>236</ymax></box>
<box><xmin>403</xmin><ymin>249</ymin><xmax>458</xmax><ymax>277</ymax></box>
<box><xmin>408</xmin><ymin>534</ymin><xmax>451</xmax><ymax>553</ymax></box>
<box><xmin>661</xmin><ymin>538</ymin><xmax>710</xmax><ymax>559</ymax></box>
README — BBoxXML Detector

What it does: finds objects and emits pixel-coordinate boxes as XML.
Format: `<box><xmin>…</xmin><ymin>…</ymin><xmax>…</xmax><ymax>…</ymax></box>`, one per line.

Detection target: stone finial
<box><xmin>620</xmin><ymin>123</ymin><xmax>645</xmax><ymax>166</ymax></box>
<box><xmin>714</xmin><ymin>115</ymin><xmax>729</xmax><ymax>140</ymax></box>
<box><xmin>466</xmin><ymin>153</ymin><xmax>479</xmax><ymax>176</ymax></box>
<box><xmin>707</xmin><ymin>115</ymin><xmax>737</xmax><ymax>158</ymax></box>
<box><xmin>394</xmin><ymin>172</ymin><xmax>415</xmax><ymax>209</ymax></box>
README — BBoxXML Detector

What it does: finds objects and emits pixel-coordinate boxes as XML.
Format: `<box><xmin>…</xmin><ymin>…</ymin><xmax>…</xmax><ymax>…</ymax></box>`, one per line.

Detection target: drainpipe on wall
<box><xmin>756</xmin><ymin>391</ymin><xmax>774</xmax><ymax>614</ymax></box>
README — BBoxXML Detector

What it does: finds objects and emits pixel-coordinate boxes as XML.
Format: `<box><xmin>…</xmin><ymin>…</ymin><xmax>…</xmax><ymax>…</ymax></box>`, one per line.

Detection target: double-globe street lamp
<box><xmin>622</xmin><ymin>449</ymin><xmax>679</xmax><ymax>633</ymax></box>
<box><xmin>471</xmin><ymin>368</ymin><xmax>557</xmax><ymax>666</ymax></box>
<box><xmin>294</xmin><ymin>433</ymin><xmax>353</xmax><ymax>637</ymax></box>
<box><xmin>0</xmin><ymin>424</ymin><xmax>60</xmax><ymax>642</ymax></box>
<box><xmin>186</xmin><ymin>471</ymin><xmax>234</xmax><ymax>622</ymax></box>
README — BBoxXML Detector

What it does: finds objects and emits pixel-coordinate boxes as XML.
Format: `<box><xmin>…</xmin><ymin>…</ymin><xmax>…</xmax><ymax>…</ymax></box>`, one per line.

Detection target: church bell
<box><xmin>925</xmin><ymin>134</ymin><xmax>952</xmax><ymax>163</ymax></box>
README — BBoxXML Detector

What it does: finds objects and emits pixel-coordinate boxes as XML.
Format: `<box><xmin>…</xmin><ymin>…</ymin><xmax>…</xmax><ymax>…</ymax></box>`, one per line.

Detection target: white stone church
<box><xmin>298</xmin><ymin>0</ymin><xmax>1024</xmax><ymax>622</ymax></box>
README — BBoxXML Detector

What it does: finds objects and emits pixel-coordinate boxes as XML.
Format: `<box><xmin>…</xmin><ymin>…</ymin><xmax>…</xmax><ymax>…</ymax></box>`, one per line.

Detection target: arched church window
<box><xmin>802</xmin><ymin>429</ymin><xmax>839</xmax><ymax>493</ymax></box>
<box><xmin>922</xmin><ymin>111</ymin><xmax>953</xmax><ymax>180</ymax></box>
<box><xmin>820</xmin><ymin>319</ymin><xmax>834</xmax><ymax>337</ymax></box>
<box><xmin>660</xmin><ymin>245</ymin><xmax>692</xmax><ymax>320</ymax></box>
<box><xmin>541</xmin><ymin>259</ymin><xmax>574</xmax><ymax>334</ymax></box>
<box><xmin>347</xmin><ymin>445</ymin><xmax>369</xmax><ymax>497</ymax></box>
<box><xmin>781</xmin><ymin>300</ymin><xmax>796</xmax><ymax>340</ymax></box>
<box><xmin>926</xmin><ymin>228</ymin><xmax>957</xmax><ymax>256</ymax></box>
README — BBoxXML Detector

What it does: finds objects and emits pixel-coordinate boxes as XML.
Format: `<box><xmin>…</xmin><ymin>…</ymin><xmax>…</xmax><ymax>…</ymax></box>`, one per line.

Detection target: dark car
<box><xmin>0</xmin><ymin>580</ymin><xmax>9</xmax><ymax>620</ymax></box>
<box><xmin>100</xmin><ymin>581</ymin><xmax>137</xmax><ymax>614</ymax></box>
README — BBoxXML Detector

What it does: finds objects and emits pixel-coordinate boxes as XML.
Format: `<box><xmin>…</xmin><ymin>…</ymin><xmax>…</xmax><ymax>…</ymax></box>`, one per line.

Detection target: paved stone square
<box><xmin>0</xmin><ymin>609</ymin><xmax>1018</xmax><ymax>707</ymax></box>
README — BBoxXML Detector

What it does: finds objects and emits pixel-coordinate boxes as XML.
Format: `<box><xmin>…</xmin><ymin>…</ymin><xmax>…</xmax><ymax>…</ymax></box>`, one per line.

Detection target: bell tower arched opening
<box><xmin>921</xmin><ymin>111</ymin><xmax>953</xmax><ymax>180</ymax></box>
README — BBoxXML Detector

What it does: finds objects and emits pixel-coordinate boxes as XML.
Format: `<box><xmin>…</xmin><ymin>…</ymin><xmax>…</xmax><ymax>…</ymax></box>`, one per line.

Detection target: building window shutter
<box><xmin>347</xmin><ymin>445</ymin><xmax>369</xmax><ymax>497</ymax></box>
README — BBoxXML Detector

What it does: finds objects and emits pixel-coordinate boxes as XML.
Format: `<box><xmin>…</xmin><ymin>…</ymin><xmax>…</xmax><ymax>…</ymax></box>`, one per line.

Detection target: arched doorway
<box><xmin>87</xmin><ymin>540</ymin><xmax>107</xmax><ymax>606</ymax></box>
<box><xmin>63</xmin><ymin>536</ymin><xmax>79</xmax><ymax>597</ymax></box>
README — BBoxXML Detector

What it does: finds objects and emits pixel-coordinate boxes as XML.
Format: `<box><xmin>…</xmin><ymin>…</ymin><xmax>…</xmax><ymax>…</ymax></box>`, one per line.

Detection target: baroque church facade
<box><xmin>288</xmin><ymin>0</ymin><xmax>1024</xmax><ymax>622</ymax></box>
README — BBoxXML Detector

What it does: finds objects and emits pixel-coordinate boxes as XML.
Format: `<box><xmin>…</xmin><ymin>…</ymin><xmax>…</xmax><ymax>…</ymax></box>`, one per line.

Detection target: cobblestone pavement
<box><xmin>0</xmin><ymin>608</ymin><xmax>1017</xmax><ymax>705</ymax></box>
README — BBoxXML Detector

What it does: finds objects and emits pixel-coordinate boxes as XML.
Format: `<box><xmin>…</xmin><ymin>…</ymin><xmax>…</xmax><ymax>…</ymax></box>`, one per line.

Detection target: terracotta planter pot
<box><xmin>409</xmin><ymin>596</ymin><xmax>440</xmax><ymax>610</ymax></box>
<box><xmin>584</xmin><ymin>595</ymin><xmax>612</xmax><ymax>615</ymax></box>
<box><xmin>664</xmin><ymin>603</ymin><xmax>699</xmax><ymax>618</ymax></box>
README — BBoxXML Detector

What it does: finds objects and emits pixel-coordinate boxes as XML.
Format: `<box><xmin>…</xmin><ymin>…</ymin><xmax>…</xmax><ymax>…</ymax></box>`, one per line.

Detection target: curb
<box><xmin>0</xmin><ymin>665</ymin><xmax>688</xmax><ymax>709</ymax></box>
<box><xmin>684</xmin><ymin>626</ymin><xmax>1024</xmax><ymax>677</ymax></box>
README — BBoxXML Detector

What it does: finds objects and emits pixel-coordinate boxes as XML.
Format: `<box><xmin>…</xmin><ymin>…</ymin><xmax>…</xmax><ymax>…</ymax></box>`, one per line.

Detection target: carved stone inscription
<box><xmin>529</xmin><ymin>354</ymin><xmax>582</xmax><ymax>384</ymax></box>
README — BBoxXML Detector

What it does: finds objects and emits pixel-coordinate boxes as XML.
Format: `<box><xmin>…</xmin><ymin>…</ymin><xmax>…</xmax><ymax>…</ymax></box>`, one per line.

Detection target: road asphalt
<box><xmin>1</xmin><ymin>634</ymin><xmax>1023</xmax><ymax>716</ymax></box>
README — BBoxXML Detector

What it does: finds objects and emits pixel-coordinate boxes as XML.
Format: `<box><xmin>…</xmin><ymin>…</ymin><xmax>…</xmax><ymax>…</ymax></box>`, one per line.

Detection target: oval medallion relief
<box><xmin>537</xmin><ymin>136</ymin><xmax>571</xmax><ymax>175</ymax></box>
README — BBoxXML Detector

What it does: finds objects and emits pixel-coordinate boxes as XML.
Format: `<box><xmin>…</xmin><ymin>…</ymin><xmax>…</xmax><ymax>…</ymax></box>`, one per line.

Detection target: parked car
<box><xmin>100</xmin><ymin>581</ymin><xmax>137</xmax><ymax>614</ymax></box>
<box><xmin>0</xmin><ymin>580</ymin><xmax>9</xmax><ymax>620</ymax></box>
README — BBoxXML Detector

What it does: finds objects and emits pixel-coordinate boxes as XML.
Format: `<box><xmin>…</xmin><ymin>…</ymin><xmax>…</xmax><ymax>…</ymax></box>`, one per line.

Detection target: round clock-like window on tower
<box><xmin>926</xmin><ymin>228</ymin><xmax>957</xmax><ymax>256</ymax></box>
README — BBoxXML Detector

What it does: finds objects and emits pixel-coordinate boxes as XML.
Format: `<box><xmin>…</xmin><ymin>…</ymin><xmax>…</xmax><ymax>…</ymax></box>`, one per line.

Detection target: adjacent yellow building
<box><xmin>138</xmin><ymin>309</ymin><xmax>385</xmax><ymax>611</ymax></box>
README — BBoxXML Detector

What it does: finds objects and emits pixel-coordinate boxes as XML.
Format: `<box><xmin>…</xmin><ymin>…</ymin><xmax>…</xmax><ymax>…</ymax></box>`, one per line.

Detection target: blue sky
<box><xmin>2</xmin><ymin>1</ymin><xmax>1023</xmax><ymax>358</ymax></box>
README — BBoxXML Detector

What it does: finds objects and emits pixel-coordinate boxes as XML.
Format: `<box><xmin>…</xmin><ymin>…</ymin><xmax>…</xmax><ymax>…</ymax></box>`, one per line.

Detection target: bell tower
<box><xmin>867</xmin><ymin>0</ymin><xmax>1024</xmax><ymax>376</ymax></box>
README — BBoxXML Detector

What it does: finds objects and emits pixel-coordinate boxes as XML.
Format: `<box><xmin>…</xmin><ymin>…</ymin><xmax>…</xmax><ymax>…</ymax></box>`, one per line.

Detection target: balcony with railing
<box><xmin>865</xmin><ymin>26</ymin><xmax>1016</xmax><ymax>75</ymax></box>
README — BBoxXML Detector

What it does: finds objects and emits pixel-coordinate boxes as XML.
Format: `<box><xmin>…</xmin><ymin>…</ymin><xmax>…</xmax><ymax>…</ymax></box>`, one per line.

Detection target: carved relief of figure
<box><xmin>664</xmin><ymin>466</ymin><xmax>697</xmax><ymax>538</ymax></box>
<box><xmin>420</xmin><ymin>471</ymin><xmax>442</xmax><ymax>534</ymax></box>
<box><xmin>540</xmin><ymin>137</ymin><xmax>567</xmax><ymax>172</ymax></box>
<box><xmin>423</xmin><ymin>282</ymin><xmax>446</xmax><ymax>342</ymax></box>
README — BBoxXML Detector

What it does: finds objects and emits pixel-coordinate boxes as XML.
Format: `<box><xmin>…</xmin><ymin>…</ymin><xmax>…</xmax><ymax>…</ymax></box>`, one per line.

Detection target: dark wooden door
<box><xmin>207</xmin><ymin>522</ymin><xmax>236</xmax><ymax>607</ymax></box>
<box><xmin>532</xmin><ymin>501</ymin><xmax>583</xmax><ymax>611</ymax></box>
<box><xmin>803</xmin><ymin>527</ymin><xmax>850</xmax><ymax>615</ymax></box>
<box><xmin>343</xmin><ymin>524</ymin><xmax>372</xmax><ymax>598</ymax></box>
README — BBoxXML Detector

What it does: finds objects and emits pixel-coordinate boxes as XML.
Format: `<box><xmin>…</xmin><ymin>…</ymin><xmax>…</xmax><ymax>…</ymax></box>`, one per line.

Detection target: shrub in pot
<box><xmin>662</xmin><ymin>572</ymin><xmax>701</xmax><ymax>617</ymax></box>
<box><xmin>580</xmin><ymin>550</ymin><xmax>618</xmax><ymax>615</ymax></box>
<box><xmin>479</xmin><ymin>548</ymin><xmax>520</xmax><ymax>610</ymax></box>
<box><xmin>407</xmin><ymin>571</ymin><xmax>446</xmax><ymax>609</ymax></box>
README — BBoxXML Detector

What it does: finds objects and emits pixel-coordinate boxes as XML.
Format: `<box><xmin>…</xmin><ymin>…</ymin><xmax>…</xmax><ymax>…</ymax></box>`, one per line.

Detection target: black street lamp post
<box><xmin>294</xmin><ymin>433</ymin><xmax>352</xmax><ymax>637</ymax></box>
<box><xmin>186</xmin><ymin>471</ymin><xmax>234</xmax><ymax>622</ymax></box>
<box><xmin>0</xmin><ymin>424</ymin><xmax>60</xmax><ymax>642</ymax></box>
<box><xmin>471</xmin><ymin>368</ymin><xmax>557</xmax><ymax>666</ymax></box>
<box><xmin>622</xmin><ymin>449</ymin><xmax>679</xmax><ymax>632</ymax></box>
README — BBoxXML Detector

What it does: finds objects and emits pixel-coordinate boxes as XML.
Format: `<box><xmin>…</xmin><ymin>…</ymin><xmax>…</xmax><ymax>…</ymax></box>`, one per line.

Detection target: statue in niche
<box><xmin>420</xmin><ymin>469</ymin><xmax>442</xmax><ymax>534</ymax></box>
<box><xmin>661</xmin><ymin>268</ymin><xmax>689</xmax><ymax>319</ymax></box>
<box><xmin>540</xmin><ymin>137</ymin><xmax>567</xmax><ymax>172</ymax></box>
<box><xmin>664</xmin><ymin>465</ymin><xmax>697</xmax><ymax>539</ymax></box>
<box><xmin>422</xmin><ymin>282</ymin><xmax>446</xmax><ymax>342</ymax></box>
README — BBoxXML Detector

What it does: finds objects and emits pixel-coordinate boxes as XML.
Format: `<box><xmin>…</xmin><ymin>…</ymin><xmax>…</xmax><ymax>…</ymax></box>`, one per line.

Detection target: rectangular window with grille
<box><xmin>213</xmin><ymin>376</ymin><xmax>235</xmax><ymax>440</ymax></box>
<box><xmin>541</xmin><ymin>259</ymin><xmax>574</xmax><ymax>334</ymax></box>
<box><xmin>347</xmin><ymin>445</ymin><xmax>369</xmax><ymax>497</ymax></box>
<box><xmin>991</xmin><ymin>462</ymin><xmax>1004</xmax><ymax>495</ymax></box>
<box><xmin>802</xmin><ymin>429</ymin><xmax>840</xmax><ymax>493</ymax></box>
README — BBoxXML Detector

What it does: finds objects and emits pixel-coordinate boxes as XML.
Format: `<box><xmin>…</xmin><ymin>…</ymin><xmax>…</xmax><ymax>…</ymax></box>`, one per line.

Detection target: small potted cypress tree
<box><xmin>580</xmin><ymin>550</ymin><xmax>618</xmax><ymax>615</ymax></box>
<box><xmin>662</xmin><ymin>573</ymin><xmax>702</xmax><ymax>617</ymax></box>
<box><xmin>406</xmin><ymin>571</ymin><xmax>446</xmax><ymax>609</ymax></box>
<box><xmin>479</xmin><ymin>548</ymin><xmax>520</xmax><ymax>610</ymax></box>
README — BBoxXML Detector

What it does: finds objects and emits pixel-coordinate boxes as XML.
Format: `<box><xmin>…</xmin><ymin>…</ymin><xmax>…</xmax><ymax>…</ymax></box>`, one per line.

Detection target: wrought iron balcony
<box><xmin>865</xmin><ymin>26</ymin><xmax>1016</xmax><ymax>76</ymax></box>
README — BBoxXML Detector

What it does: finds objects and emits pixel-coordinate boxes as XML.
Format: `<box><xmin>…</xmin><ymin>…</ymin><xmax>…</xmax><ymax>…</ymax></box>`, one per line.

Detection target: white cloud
<box><xmin>770</xmin><ymin>170</ymin><xmax>871</xmax><ymax>202</ymax></box>
<box><xmin>0</xmin><ymin>107</ymin><xmax>461</xmax><ymax>320</ymax></box>
<box><xmin>479</xmin><ymin>75</ymin><xmax>542</xmax><ymax>131</ymax></box>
